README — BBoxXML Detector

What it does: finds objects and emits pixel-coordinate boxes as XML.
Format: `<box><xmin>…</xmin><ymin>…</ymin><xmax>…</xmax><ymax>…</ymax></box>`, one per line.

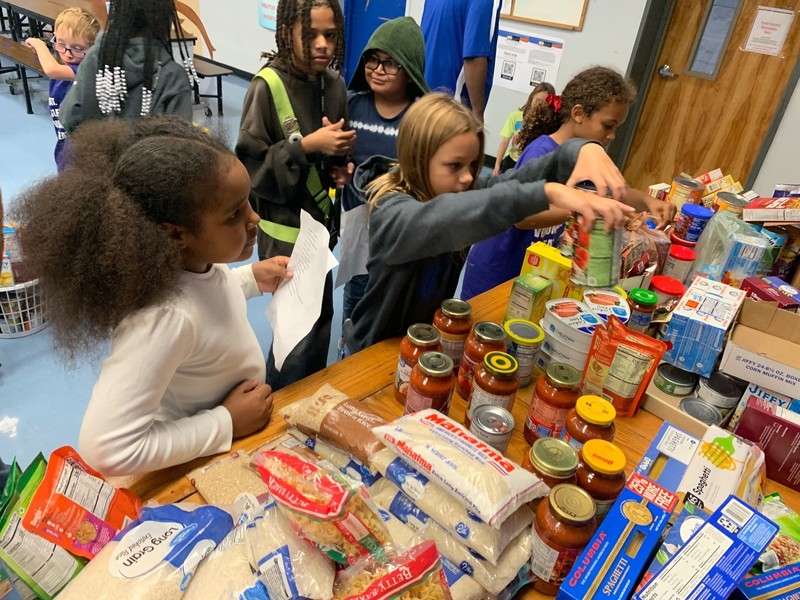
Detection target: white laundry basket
<box><xmin>0</xmin><ymin>279</ymin><xmax>47</xmax><ymax>338</ymax></box>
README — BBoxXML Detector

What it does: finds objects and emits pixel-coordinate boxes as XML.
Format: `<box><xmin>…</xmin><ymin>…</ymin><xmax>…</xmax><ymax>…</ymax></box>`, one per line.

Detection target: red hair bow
<box><xmin>546</xmin><ymin>94</ymin><xmax>562</xmax><ymax>113</ymax></box>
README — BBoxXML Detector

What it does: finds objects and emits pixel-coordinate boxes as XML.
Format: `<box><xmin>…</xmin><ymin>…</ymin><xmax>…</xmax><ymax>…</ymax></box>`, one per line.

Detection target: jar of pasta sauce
<box><xmin>405</xmin><ymin>351</ymin><xmax>455</xmax><ymax>415</ymax></box>
<box><xmin>522</xmin><ymin>437</ymin><xmax>579</xmax><ymax>491</ymax></box>
<box><xmin>433</xmin><ymin>299</ymin><xmax>473</xmax><ymax>372</ymax></box>
<box><xmin>576</xmin><ymin>439</ymin><xmax>626</xmax><ymax>523</ymax></box>
<box><xmin>457</xmin><ymin>321</ymin><xmax>506</xmax><ymax>398</ymax></box>
<box><xmin>626</xmin><ymin>288</ymin><xmax>659</xmax><ymax>333</ymax></box>
<box><xmin>466</xmin><ymin>351</ymin><xmax>519</xmax><ymax>427</ymax></box>
<box><xmin>561</xmin><ymin>395</ymin><xmax>616</xmax><ymax>451</ymax></box>
<box><xmin>524</xmin><ymin>363</ymin><xmax>581</xmax><ymax>444</ymax></box>
<box><xmin>395</xmin><ymin>324</ymin><xmax>442</xmax><ymax>404</ymax></box>
<box><xmin>531</xmin><ymin>484</ymin><xmax>597</xmax><ymax>595</ymax></box>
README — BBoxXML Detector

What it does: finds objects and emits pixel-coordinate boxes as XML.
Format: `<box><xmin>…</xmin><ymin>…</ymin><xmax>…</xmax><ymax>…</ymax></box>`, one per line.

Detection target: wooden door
<box><xmin>624</xmin><ymin>0</ymin><xmax>800</xmax><ymax>191</ymax></box>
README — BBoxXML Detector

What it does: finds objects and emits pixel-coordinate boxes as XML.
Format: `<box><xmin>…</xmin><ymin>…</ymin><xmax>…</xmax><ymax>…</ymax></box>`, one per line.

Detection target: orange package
<box><xmin>582</xmin><ymin>316</ymin><xmax>666</xmax><ymax>417</ymax></box>
<box><xmin>21</xmin><ymin>446</ymin><xmax>142</xmax><ymax>559</ymax></box>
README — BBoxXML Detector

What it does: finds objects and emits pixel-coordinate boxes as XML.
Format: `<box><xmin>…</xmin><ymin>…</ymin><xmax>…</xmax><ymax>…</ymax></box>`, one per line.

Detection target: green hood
<box><xmin>348</xmin><ymin>16</ymin><xmax>429</xmax><ymax>99</ymax></box>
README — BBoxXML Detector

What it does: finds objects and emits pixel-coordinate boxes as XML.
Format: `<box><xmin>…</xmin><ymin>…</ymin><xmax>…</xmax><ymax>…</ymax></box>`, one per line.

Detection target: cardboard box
<box><xmin>696</xmin><ymin>168</ymin><xmax>724</xmax><ymax>186</ymax></box>
<box><xmin>520</xmin><ymin>242</ymin><xmax>583</xmax><ymax>301</ymax></box>
<box><xmin>719</xmin><ymin>299</ymin><xmax>800</xmax><ymax>399</ymax></box>
<box><xmin>735</xmin><ymin>563</ymin><xmax>800</xmax><ymax>599</ymax></box>
<box><xmin>558</xmin><ymin>422</ymin><xmax>699</xmax><ymax>600</ymax></box>
<box><xmin>634</xmin><ymin>495</ymin><xmax>779</xmax><ymax>600</ymax></box>
<box><xmin>504</xmin><ymin>273</ymin><xmax>551</xmax><ymax>323</ymax></box>
<box><xmin>663</xmin><ymin>277</ymin><xmax>747</xmax><ymax>377</ymax></box>
<box><xmin>734</xmin><ymin>397</ymin><xmax>800</xmax><ymax>490</ymax></box>
<box><xmin>642</xmin><ymin>379</ymin><xmax>709</xmax><ymax>439</ymax></box>
<box><xmin>727</xmin><ymin>383</ymin><xmax>800</xmax><ymax>432</ymax></box>
<box><xmin>741</xmin><ymin>277</ymin><xmax>800</xmax><ymax>311</ymax></box>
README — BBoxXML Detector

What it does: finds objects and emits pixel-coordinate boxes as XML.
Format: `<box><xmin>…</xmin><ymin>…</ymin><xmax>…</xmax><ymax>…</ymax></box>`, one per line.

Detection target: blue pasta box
<box><xmin>735</xmin><ymin>562</ymin><xmax>800</xmax><ymax>599</ymax></box>
<box><xmin>634</xmin><ymin>495</ymin><xmax>779</xmax><ymax>600</ymax></box>
<box><xmin>557</xmin><ymin>422</ymin><xmax>699</xmax><ymax>600</ymax></box>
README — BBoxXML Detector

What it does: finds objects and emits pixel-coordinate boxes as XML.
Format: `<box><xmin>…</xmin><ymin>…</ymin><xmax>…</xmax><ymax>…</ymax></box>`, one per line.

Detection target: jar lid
<box><xmin>680</xmin><ymin>397</ymin><xmax>724</xmax><ymax>425</ymax></box>
<box><xmin>407</xmin><ymin>323</ymin><xmax>441</xmax><ymax>346</ymax></box>
<box><xmin>504</xmin><ymin>319</ymin><xmax>544</xmax><ymax>346</ymax></box>
<box><xmin>418</xmin><ymin>351</ymin><xmax>454</xmax><ymax>377</ymax></box>
<box><xmin>628</xmin><ymin>288</ymin><xmax>658</xmax><ymax>306</ymax></box>
<box><xmin>530</xmin><ymin>438</ymin><xmax>579</xmax><ymax>478</ymax></box>
<box><xmin>581</xmin><ymin>439</ymin><xmax>626</xmax><ymax>475</ymax></box>
<box><xmin>441</xmin><ymin>298</ymin><xmax>472</xmax><ymax>319</ymax></box>
<box><xmin>681</xmin><ymin>203</ymin><xmax>713</xmax><ymax>218</ymax></box>
<box><xmin>650</xmin><ymin>275</ymin><xmax>686</xmax><ymax>297</ymax></box>
<box><xmin>669</xmin><ymin>231</ymin><xmax>697</xmax><ymax>248</ymax></box>
<box><xmin>473</xmin><ymin>321</ymin><xmax>506</xmax><ymax>344</ymax></box>
<box><xmin>483</xmin><ymin>351</ymin><xmax>519</xmax><ymax>377</ymax></box>
<box><xmin>668</xmin><ymin>245</ymin><xmax>697</xmax><ymax>261</ymax></box>
<box><xmin>549</xmin><ymin>484</ymin><xmax>596</xmax><ymax>524</ymax></box>
<box><xmin>545</xmin><ymin>363</ymin><xmax>581</xmax><ymax>389</ymax></box>
<box><xmin>575</xmin><ymin>395</ymin><xmax>616</xmax><ymax>425</ymax></box>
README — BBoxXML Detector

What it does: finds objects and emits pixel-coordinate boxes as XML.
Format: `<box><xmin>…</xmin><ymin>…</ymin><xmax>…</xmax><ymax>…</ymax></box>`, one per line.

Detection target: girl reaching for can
<box><xmin>342</xmin><ymin>93</ymin><xmax>634</xmax><ymax>354</ymax></box>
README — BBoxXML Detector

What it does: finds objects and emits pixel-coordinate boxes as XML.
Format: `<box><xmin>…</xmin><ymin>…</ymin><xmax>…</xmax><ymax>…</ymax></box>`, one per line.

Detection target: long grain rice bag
<box><xmin>252</xmin><ymin>450</ymin><xmax>390</xmax><ymax>565</ymax></box>
<box><xmin>370</xmin><ymin>479</ymin><xmax>531</xmax><ymax>596</ymax></box>
<box><xmin>281</xmin><ymin>384</ymin><xmax>386</xmax><ymax>465</ymax></box>
<box><xmin>371</xmin><ymin>448</ymin><xmax>533</xmax><ymax>564</ymax></box>
<box><xmin>373</xmin><ymin>410</ymin><xmax>545</xmax><ymax>526</ymax></box>
<box><xmin>57</xmin><ymin>504</ymin><xmax>233</xmax><ymax>599</ymax></box>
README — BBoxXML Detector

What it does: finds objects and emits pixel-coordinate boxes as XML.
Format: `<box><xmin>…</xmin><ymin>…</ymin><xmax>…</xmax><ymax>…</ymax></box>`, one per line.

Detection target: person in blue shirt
<box><xmin>421</xmin><ymin>0</ymin><xmax>501</xmax><ymax>120</ymax></box>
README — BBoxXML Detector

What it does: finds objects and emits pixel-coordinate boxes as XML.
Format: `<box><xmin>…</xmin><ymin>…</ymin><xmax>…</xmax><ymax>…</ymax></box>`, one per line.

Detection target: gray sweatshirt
<box><xmin>346</xmin><ymin>138</ymin><xmax>594</xmax><ymax>351</ymax></box>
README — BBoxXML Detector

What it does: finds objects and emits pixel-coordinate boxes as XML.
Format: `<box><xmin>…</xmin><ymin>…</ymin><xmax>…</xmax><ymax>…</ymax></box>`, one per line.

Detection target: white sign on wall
<box><xmin>744</xmin><ymin>6</ymin><xmax>794</xmax><ymax>56</ymax></box>
<box><xmin>493</xmin><ymin>30</ymin><xmax>565</xmax><ymax>94</ymax></box>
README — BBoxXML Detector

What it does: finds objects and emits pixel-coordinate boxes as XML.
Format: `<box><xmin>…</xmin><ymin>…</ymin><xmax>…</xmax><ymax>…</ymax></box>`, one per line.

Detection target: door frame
<box><xmin>613</xmin><ymin>0</ymin><xmax>800</xmax><ymax>190</ymax></box>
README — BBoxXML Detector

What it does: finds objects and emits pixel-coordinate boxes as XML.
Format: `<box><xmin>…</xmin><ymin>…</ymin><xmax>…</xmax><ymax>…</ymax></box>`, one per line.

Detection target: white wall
<box><xmin>751</xmin><ymin>77</ymin><xmax>800</xmax><ymax>196</ymax></box>
<box><xmin>200</xmin><ymin>0</ymin><xmax>276</xmax><ymax>74</ymax></box>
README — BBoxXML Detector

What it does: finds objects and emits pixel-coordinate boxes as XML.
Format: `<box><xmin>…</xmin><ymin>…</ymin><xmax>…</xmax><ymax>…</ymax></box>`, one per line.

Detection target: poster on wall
<box><xmin>743</xmin><ymin>6</ymin><xmax>794</xmax><ymax>56</ymax></box>
<box><xmin>493</xmin><ymin>30</ymin><xmax>564</xmax><ymax>94</ymax></box>
<box><xmin>259</xmin><ymin>0</ymin><xmax>278</xmax><ymax>31</ymax></box>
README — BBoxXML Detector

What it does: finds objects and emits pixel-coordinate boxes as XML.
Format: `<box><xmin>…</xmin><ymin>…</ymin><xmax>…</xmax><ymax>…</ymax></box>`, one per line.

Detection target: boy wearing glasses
<box><xmin>25</xmin><ymin>8</ymin><xmax>100</xmax><ymax>170</ymax></box>
<box><xmin>337</xmin><ymin>17</ymin><xmax>428</xmax><ymax>334</ymax></box>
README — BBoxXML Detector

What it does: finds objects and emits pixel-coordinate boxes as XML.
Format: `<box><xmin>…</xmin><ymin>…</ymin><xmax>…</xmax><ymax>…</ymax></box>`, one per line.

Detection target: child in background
<box><xmin>236</xmin><ymin>0</ymin><xmax>351</xmax><ymax>390</ymax></box>
<box><xmin>462</xmin><ymin>66</ymin><xmax>675</xmax><ymax>300</ymax></box>
<box><xmin>338</xmin><ymin>16</ymin><xmax>429</xmax><ymax>329</ymax></box>
<box><xmin>25</xmin><ymin>8</ymin><xmax>100</xmax><ymax>170</ymax></box>
<box><xmin>60</xmin><ymin>0</ymin><xmax>194</xmax><ymax>131</ymax></box>
<box><xmin>344</xmin><ymin>94</ymin><xmax>633</xmax><ymax>352</ymax></box>
<box><xmin>14</xmin><ymin>116</ymin><xmax>292</xmax><ymax>476</ymax></box>
<box><xmin>492</xmin><ymin>81</ymin><xmax>554</xmax><ymax>175</ymax></box>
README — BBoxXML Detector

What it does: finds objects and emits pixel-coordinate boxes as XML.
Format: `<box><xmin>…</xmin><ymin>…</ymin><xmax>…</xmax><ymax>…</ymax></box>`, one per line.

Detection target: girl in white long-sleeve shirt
<box><xmin>15</xmin><ymin>116</ymin><xmax>292</xmax><ymax>476</ymax></box>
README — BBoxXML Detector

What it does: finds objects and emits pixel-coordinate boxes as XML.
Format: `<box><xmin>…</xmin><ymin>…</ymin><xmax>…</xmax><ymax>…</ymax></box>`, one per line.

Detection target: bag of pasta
<box><xmin>333</xmin><ymin>540</ymin><xmax>452</xmax><ymax>600</ymax></box>
<box><xmin>252</xmin><ymin>450</ymin><xmax>390</xmax><ymax>565</ymax></box>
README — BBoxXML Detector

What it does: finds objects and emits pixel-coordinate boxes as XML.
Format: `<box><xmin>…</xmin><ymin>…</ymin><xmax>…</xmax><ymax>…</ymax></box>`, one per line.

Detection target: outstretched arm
<box><xmin>24</xmin><ymin>38</ymin><xmax>75</xmax><ymax>80</ymax></box>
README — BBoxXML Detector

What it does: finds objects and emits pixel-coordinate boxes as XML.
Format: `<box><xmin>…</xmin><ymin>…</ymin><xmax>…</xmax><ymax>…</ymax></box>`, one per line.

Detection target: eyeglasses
<box><xmin>364</xmin><ymin>56</ymin><xmax>402</xmax><ymax>75</ymax></box>
<box><xmin>50</xmin><ymin>36</ymin><xmax>88</xmax><ymax>58</ymax></box>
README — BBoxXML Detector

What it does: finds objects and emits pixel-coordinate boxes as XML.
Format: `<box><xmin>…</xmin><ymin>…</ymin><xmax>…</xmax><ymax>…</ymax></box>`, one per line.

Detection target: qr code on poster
<box><xmin>530</xmin><ymin>68</ymin><xmax>546</xmax><ymax>84</ymax></box>
<box><xmin>501</xmin><ymin>60</ymin><xmax>516</xmax><ymax>80</ymax></box>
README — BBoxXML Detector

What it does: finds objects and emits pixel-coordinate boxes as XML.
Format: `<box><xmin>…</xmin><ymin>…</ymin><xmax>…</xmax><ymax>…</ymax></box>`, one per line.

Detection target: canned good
<box><xmin>653</xmin><ymin>363</ymin><xmax>698</xmax><ymax>396</ymax></box>
<box><xmin>571</xmin><ymin>216</ymin><xmax>622</xmax><ymax>288</ymax></box>
<box><xmin>433</xmin><ymin>299</ymin><xmax>472</xmax><ymax>371</ymax></box>
<box><xmin>457</xmin><ymin>321</ymin><xmax>507</xmax><ymax>398</ymax></box>
<box><xmin>405</xmin><ymin>351</ymin><xmax>456</xmax><ymax>415</ymax></box>
<box><xmin>525</xmin><ymin>363</ymin><xmax>582</xmax><ymax>443</ymax></box>
<box><xmin>504</xmin><ymin>319</ymin><xmax>544</xmax><ymax>387</ymax></box>
<box><xmin>668</xmin><ymin>176</ymin><xmax>704</xmax><ymax>210</ymax></box>
<box><xmin>673</xmin><ymin>203</ymin><xmax>713</xmax><ymax>243</ymax></box>
<box><xmin>697</xmin><ymin>372</ymin><xmax>745</xmax><ymax>414</ymax></box>
<box><xmin>540</xmin><ymin>332</ymin><xmax>589</xmax><ymax>372</ymax></box>
<box><xmin>542</xmin><ymin>299</ymin><xmax>599</xmax><ymax>350</ymax></box>
<box><xmin>626</xmin><ymin>288</ymin><xmax>659</xmax><ymax>333</ymax></box>
<box><xmin>662</xmin><ymin>245</ymin><xmax>696</xmax><ymax>283</ymax></box>
<box><xmin>395</xmin><ymin>324</ymin><xmax>443</xmax><ymax>404</ymax></box>
<box><xmin>714</xmin><ymin>191</ymin><xmax>749</xmax><ymax>216</ymax></box>
<box><xmin>466</xmin><ymin>351</ymin><xmax>519</xmax><ymax>426</ymax></box>
<box><xmin>582</xmin><ymin>289</ymin><xmax>630</xmax><ymax>324</ymax></box>
<box><xmin>680</xmin><ymin>396</ymin><xmax>724</xmax><ymax>426</ymax></box>
<box><xmin>470</xmin><ymin>404</ymin><xmax>515</xmax><ymax>454</ymax></box>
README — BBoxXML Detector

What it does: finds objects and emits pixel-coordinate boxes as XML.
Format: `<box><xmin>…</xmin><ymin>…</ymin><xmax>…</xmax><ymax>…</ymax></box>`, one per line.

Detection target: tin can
<box><xmin>714</xmin><ymin>191</ymin><xmax>749</xmax><ymax>216</ymax></box>
<box><xmin>470</xmin><ymin>404</ymin><xmax>515</xmax><ymax>453</ymax></box>
<box><xmin>582</xmin><ymin>289</ymin><xmax>630</xmax><ymax>324</ymax></box>
<box><xmin>653</xmin><ymin>363</ymin><xmax>698</xmax><ymax>396</ymax></box>
<box><xmin>680</xmin><ymin>396</ymin><xmax>724</xmax><ymax>426</ymax></box>
<box><xmin>571</xmin><ymin>216</ymin><xmax>621</xmax><ymax>288</ymax></box>
<box><xmin>542</xmin><ymin>299</ymin><xmax>599</xmax><ymax>350</ymax></box>
<box><xmin>673</xmin><ymin>203</ymin><xmax>713</xmax><ymax>243</ymax></box>
<box><xmin>504</xmin><ymin>319</ymin><xmax>544</xmax><ymax>387</ymax></box>
<box><xmin>697</xmin><ymin>372</ymin><xmax>745</xmax><ymax>415</ymax></box>
<box><xmin>668</xmin><ymin>176</ymin><xmax>704</xmax><ymax>210</ymax></box>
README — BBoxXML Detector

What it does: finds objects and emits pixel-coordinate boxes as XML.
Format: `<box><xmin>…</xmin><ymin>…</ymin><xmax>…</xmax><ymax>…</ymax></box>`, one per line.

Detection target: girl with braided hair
<box><xmin>236</xmin><ymin>0</ymin><xmax>352</xmax><ymax>390</ymax></box>
<box><xmin>60</xmin><ymin>0</ymin><xmax>194</xmax><ymax>132</ymax></box>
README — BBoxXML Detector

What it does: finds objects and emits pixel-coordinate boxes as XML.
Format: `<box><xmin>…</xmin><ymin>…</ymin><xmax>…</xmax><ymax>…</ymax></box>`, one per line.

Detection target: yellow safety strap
<box><xmin>259</xmin><ymin>219</ymin><xmax>300</xmax><ymax>244</ymax></box>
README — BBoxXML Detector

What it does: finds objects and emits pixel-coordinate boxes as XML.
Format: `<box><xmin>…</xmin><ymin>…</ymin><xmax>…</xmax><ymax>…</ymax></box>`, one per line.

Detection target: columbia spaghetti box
<box><xmin>557</xmin><ymin>422</ymin><xmax>699</xmax><ymax>600</ymax></box>
<box><xmin>634</xmin><ymin>495</ymin><xmax>779</xmax><ymax>600</ymax></box>
<box><xmin>735</xmin><ymin>562</ymin><xmax>800</xmax><ymax>599</ymax></box>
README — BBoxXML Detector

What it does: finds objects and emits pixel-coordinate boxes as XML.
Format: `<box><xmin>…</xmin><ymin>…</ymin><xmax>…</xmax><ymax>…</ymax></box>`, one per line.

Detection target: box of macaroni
<box><xmin>520</xmin><ymin>242</ymin><xmax>583</xmax><ymax>301</ymax></box>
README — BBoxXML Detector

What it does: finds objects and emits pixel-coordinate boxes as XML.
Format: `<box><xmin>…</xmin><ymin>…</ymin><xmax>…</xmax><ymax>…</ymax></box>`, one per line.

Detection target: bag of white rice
<box><xmin>373</xmin><ymin>410</ymin><xmax>546</xmax><ymax>526</ymax></box>
<box><xmin>252</xmin><ymin>450</ymin><xmax>390</xmax><ymax>565</ymax></box>
<box><xmin>370</xmin><ymin>480</ymin><xmax>531</xmax><ymax>596</ymax></box>
<box><xmin>288</xmin><ymin>429</ymin><xmax>382</xmax><ymax>488</ymax></box>
<box><xmin>246</xmin><ymin>497</ymin><xmax>335</xmax><ymax>600</ymax></box>
<box><xmin>57</xmin><ymin>504</ymin><xmax>233</xmax><ymax>599</ymax></box>
<box><xmin>371</xmin><ymin>448</ymin><xmax>533</xmax><ymax>564</ymax></box>
<box><xmin>281</xmin><ymin>384</ymin><xmax>386</xmax><ymax>465</ymax></box>
<box><xmin>188</xmin><ymin>451</ymin><xmax>269</xmax><ymax>506</ymax></box>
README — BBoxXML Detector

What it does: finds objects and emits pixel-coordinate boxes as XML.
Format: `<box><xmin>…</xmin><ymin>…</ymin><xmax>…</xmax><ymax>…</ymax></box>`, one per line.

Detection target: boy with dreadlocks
<box><xmin>60</xmin><ymin>0</ymin><xmax>194</xmax><ymax>131</ymax></box>
<box><xmin>236</xmin><ymin>0</ymin><xmax>352</xmax><ymax>390</ymax></box>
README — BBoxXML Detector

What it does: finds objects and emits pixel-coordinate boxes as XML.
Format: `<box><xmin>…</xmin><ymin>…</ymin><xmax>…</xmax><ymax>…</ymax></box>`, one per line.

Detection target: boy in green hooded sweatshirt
<box><xmin>336</xmin><ymin>17</ymin><xmax>429</xmax><ymax>329</ymax></box>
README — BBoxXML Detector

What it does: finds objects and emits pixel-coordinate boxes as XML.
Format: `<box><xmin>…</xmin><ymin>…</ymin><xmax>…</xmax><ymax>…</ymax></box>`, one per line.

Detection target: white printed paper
<box><xmin>744</xmin><ymin>6</ymin><xmax>794</xmax><ymax>56</ymax></box>
<box><xmin>493</xmin><ymin>30</ymin><xmax>564</xmax><ymax>94</ymax></box>
<box><xmin>266</xmin><ymin>210</ymin><xmax>337</xmax><ymax>371</ymax></box>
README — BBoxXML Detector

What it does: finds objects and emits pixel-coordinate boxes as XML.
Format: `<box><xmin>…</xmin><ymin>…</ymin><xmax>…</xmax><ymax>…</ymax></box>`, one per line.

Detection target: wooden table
<box><xmin>118</xmin><ymin>280</ymin><xmax>800</xmax><ymax>599</ymax></box>
<box><xmin>3</xmin><ymin>0</ymin><xmax>107</xmax><ymax>39</ymax></box>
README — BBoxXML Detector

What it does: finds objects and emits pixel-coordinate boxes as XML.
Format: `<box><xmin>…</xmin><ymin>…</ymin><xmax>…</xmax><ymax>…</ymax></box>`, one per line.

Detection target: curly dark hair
<box><xmin>265</xmin><ymin>0</ymin><xmax>345</xmax><ymax>71</ymax></box>
<box><xmin>517</xmin><ymin>66</ymin><xmax>637</xmax><ymax>151</ymax></box>
<box><xmin>14</xmin><ymin>116</ymin><xmax>233</xmax><ymax>360</ymax></box>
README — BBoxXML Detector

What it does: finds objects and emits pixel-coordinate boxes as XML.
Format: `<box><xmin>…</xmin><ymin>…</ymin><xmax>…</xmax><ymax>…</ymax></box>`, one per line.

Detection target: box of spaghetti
<box><xmin>557</xmin><ymin>422</ymin><xmax>699</xmax><ymax>600</ymax></box>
